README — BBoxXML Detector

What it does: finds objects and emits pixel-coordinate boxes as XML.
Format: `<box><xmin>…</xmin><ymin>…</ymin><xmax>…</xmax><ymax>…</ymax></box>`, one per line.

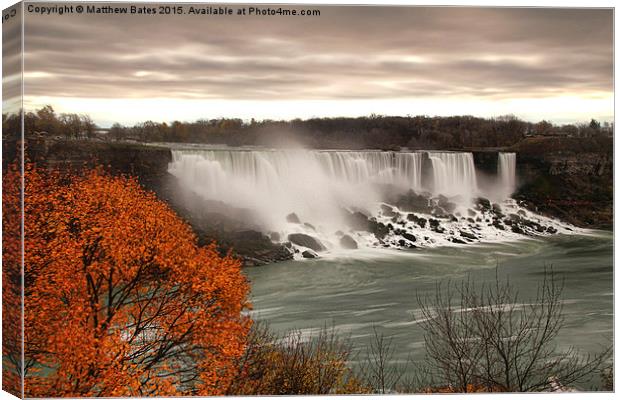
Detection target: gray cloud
<box><xmin>20</xmin><ymin>5</ymin><xmax>613</xmax><ymax>109</ymax></box>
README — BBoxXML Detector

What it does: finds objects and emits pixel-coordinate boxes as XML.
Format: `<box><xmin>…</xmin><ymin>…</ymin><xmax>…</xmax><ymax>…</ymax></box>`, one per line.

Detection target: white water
<box><xmin>498</xmin><ymin>152</ymin><xmax>517</xmax><ymax>199</ymax></box>
<box><xmin>168</xmin><ymin>147</ymin><xmax>575</xmax><ymax>255</ymax></box>
<box><xmin>428</xmin><ymin>152</ymin><xmax>477</xmax><ymax>199</ymax></box>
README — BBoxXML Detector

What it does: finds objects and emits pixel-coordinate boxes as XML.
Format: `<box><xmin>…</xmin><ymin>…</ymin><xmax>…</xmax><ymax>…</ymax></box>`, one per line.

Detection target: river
<box><xmin>245</xmin><ymin>231</ymin><xmax>613</xmax><ymax>390</ymax></box>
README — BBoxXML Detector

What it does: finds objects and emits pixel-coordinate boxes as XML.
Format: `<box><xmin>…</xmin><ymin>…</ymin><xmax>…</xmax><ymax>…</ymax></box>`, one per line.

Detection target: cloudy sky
<box><xmin>8</xmin><ymin>4</ymin><xmax>615</xmax><ymax>126</ymax></box>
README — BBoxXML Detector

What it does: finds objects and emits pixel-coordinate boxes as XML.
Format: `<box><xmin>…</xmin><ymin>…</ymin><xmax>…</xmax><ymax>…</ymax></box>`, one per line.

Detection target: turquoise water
<box><xmin>245</xmin><ymin>231</ymin><xmax>613</xmax><ymax>390</ymax></box>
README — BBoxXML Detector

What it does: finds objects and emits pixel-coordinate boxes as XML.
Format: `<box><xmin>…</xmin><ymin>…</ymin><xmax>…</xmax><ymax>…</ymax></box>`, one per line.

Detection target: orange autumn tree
<box><xmin>8</xmin><ymin>164</ymin><xmax>250</xmax><ymax>397</ymax></box>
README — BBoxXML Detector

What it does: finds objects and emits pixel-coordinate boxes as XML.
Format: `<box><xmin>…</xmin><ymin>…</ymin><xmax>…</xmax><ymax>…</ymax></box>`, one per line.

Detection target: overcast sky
<box><xmin>8</xmin><ymin>4</ymin><xmax>614</xmax><ymax>126</ymax></box>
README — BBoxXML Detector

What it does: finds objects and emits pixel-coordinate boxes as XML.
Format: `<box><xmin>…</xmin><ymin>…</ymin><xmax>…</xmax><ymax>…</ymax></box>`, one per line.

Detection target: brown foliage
<box><xmin>226</xmin><ymin>324</ymin><xmax>370</xmax><ymax>395</ymax></box>
<box><xmin>4</xmin><ymin>164</ymin><xmax>250</xmax><ymax>397</ymax></box>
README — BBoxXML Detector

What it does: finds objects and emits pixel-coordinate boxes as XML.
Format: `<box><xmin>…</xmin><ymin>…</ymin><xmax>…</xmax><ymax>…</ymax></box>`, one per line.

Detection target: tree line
<box><xmin>2</xmin><ymin>106</ymin><xmax>613</xmax><ymax>150</ymax></box>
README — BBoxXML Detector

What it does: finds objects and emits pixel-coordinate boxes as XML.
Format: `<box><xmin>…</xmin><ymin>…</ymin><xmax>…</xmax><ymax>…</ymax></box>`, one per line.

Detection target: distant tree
<box><xmin>109</xmin><ymin>123</ymin><xmax>125</xmax><ymax>140</ymax></box>
<box><xmin>80</xmin><ymin>114</ymin><xmax>97</xmax><ymax>138</ymax></box>
<box><xmin>589</xmin><ymin>119</ymin><xmax>601</xmax><ymax>131</ymax></box>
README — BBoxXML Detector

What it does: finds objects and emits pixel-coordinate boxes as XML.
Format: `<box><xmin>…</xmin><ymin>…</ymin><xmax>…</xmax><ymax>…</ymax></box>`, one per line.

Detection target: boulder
<box><xmin>340</xmin><ymin>235</ymin><xmax>358</xmax><ymax>249</ymax></box>
<box><xmin>402</xmin><ymin>232</ymin><xmax>417</xmax><ymax>242</ymax></box>
<box><xmin>369</xmin><ymin>220</ymin><xmax>389</xmax><ymax>239</ymax></box>
<box><xmin>286</xmin><ymin>213</ymin><xmax>301</xmax><ymax>223</ymax></box>
<box><xmin>459</xmin><ymin>230</ymin><xmax>477</xmax><ymax>240</ymax></box>
<box><xmin>288</xmin><ymin>233</ymin><xmax>326</xmax><ymax>251</ymax></box>
<box><xmin>475</xmin><ymin>197</ymin><xmax>492</xmax><ymax>211</ymax></box>
<box><xmin>380</xmin><ymin>204</ymin><xmax>398</xmax><ymax>217</ymax></box>
<box><xmin>302</xmin><ymin>250</ymin><xmax>318</xmax><ymax>259</ymax></box>
<box><xmin>395</xmin><ymin>190</ymin><xmax>433</xmax><ymax>213</ymax></box>
<box><xmin>345</xmin><ymin>211</ymin><xmax>371</xmax><ymax>231</ymax></box>
<box><xmin>269</xmin><ymin>232</ymin><xmax>281</xmax><ymax>242</ymax></box>
<box><xmin>407</xmin><ymin>213</ymin><xmax>427</xmax><ymax>228</ymax></box>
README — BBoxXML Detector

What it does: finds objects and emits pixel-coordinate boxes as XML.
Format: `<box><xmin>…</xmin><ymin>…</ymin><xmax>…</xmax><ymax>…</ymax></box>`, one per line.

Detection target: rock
<box><xmin>395</xmin><ymin>190</ymin><xmax>433</xmax><ymax>213</ymax></box>
<box><xmin>302</xmin><ymin>250</ymin><xmax>318</xmax><ymax>259</ymax></box>
<box><xmin>451</xmin><ymin>237</ymin><xmax>467</xmax><ymax>244</ymax></box>
<box><xmin>546</xmin><ymin>226</ymin><xmax>558</xmax><ymax>234</ymax></box>
<box><xmin>269</xmin><ymin>232</ymin><xmax>280</xmax><ymax>242</ymax></box>
<box><xmin>345</xmin><ymin>211</ymin><xmax>371</xmax><ymax>231</ymax></box>
<box><xmin>288</xmin><ymin>233</ymin><xmax>326</xmax><ymax>251</ymax></box>
<box><xmin>459</xmin><ymin>230</ymin><xmax>477</xmax><ymax>240</ymax></box>
<box><xmin>304</xmin><ymin>222</ymin><xmax>316</xmax><ymax>231</ymax></box>
<box><xmin>398</xmin><ymin>239</ymin><xmax>416</xmax><ymax>248</ymax></box>
<box><xmin>436</xmin><ymin>195</ymin><xmax>457</xmax><ymax>213</ymax></box>
<box><xmin>492</xmin><ymin>221</ymin><xmax>505</xmax><ymax>230</ymax></box>
<box><xmin>286</xmin><ymin>213</ymin><xmax>301</xmax><ymax>223</ymax></box>
<box><xmin>369</xmin><ymin>220</ymin><xmax>389</xmax><ymax>240</ymax></box>
<box><xmin>511</xmin><ymin>225</ymin><xmax>525</xmax><ymax>234</ymax></box>
<box><xmin>340</xmin><ymin>234</ymin><xmax>358</xmax><ymax>249</ymax></box>
<box><xmin>475</xmin><ymin>197</ymin><xmax>492</xmax><ymax>211</ymax></box>
<box><xmin>491</xmin><ymin>203</ymin><xmax>504</xmax><ymax>218</ymax></box>
<box><xmin>407</xmin><ymin>213</ymin><xmax>427</xmax><ymax>228</ymax></box>
<box><xmin>380</xmin><ymin>204</ymin><xmax>398</xmax><ymax>217</ymax></box>
<box><xmin>402</xmin><ymin>232</ymin><xmax>417</xmax><ymax>242</ymax></box>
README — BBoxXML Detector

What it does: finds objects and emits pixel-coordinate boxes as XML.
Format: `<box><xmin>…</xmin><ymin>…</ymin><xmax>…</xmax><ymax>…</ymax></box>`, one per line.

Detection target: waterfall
<box><xmin>498</xmin><ymin>152</ymin><xmax>517</xmax><ymax>198</ymax></box>
<box><xmin>427</xmin><ymin>152</ymin><xmax>478</xmax><ymax>199</ymax></box>
<box><xmin>169</xmin><ymin>149</ymin><xmax>427</xmax><ymax>233</ymax></box>
<box><xmin>168</xmin><ymin>147</ymin><xmax>572</xmax><ymax>253</ymax></box>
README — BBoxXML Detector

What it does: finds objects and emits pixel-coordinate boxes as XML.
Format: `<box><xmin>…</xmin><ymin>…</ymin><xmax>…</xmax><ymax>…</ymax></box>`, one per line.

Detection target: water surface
<box><xmin>245</xmin><ymin>231</ymin><xmax>613</xmax><ymax>389</ymax></box>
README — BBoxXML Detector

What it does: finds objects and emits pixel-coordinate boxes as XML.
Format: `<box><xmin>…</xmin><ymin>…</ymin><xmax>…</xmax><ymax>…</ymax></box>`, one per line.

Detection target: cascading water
<box><xmin>427</xmin><ymin>152</ymin><xmax>478</xmax><ymax>199</ymax></box>
<box><xmin>168</xmin><ymin>147</ymin><xmax>574</xmax><ymax>255</ymax></box>
<box><xmin>498</xmin><ymin>152</ymin><xmax>517</xmax><ymax>199</ymax></box>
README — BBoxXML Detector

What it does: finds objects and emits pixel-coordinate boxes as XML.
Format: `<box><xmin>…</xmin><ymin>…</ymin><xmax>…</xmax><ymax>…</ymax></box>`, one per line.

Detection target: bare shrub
<box><xmin>226</xmin><ymin>323</ymin><xmax>370</xmax><ymax>395</ymax></box>
<box><xmin>416</xmin><ymin>267</ymin><xmax>610</xmax><ymax>392</ymax></box>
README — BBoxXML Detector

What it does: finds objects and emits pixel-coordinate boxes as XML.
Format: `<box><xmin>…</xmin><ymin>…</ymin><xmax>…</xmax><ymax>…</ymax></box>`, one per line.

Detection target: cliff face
<box><xmin>31</xmin><ymin>139</ymin><xmax>172</xmax><ymax>188</ymax></box>
<box><xmin>511</xmin><ymin>137</ymin><xmax>612</xmax><ymax>229</ymax></box>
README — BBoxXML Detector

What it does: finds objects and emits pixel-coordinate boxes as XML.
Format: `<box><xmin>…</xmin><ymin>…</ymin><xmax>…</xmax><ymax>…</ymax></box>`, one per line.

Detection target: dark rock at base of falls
<box><xmin>436</xmin><ymin>195</ymin><xmax>457</xmax><ymax>214</ymax></box>
<box><xmin>491</xmin><ymin>203</ymin><xmax>504</xmax><ymax>218</ymax></box>
<box><xmin>269</xmin><ymin>232</ymin><xmax>281</xmax><ymax>242</ymax></box>
<box><xmin>380</xmin><ymin>204</ymin><xmax>398</xmax><ymax>217</ymax></box>
<box><xmin>394</xmin><ymin>190</ymin><xmax>433</xmax><ymax>214</ymax></box>
<box><xmin>286</xmin><ymin>212</ymin><xmax>301</xmax><ymax>223</ymax></box>
<box><xmin>288</xmin><ymin>233</ymin><xmax>327</xmax><ymax>252</ymax></box>
<box><xmin>369</xmin><ymin>220</ymin><xmax>389</xmax><ymax>240</ymax></box>
<box><xmin>459</xmin><ymin>230</ymin><xmax>477</xmax><ymax>241</ymax></box>
<box><xmin>451</xmin><ymin>237</ymin><xmax>467</xmax><ymax>244</ymax></box>
<box><xmin>475</xmin><ymin>197</ymin><xmax>492</xmax><ymax>211</ymax></box>
<box><xmin>398</xmin><ymin>239</ymin><xmax>416</xmax><ymax>248</ymax></box>
<box><xmin>407</xmin><ymin>213</ymin><xmax>427</xmax><ymax>228</ymax></box>
<box><xmin>402</xmin><ymin>232</ymin><xmax>417</xmax><ymax>242</ymax></box>
<box><xmin>344</xmin><ymin>210</ymin><xmax>372</xmax><ymax>231</ymax></box>
<box><xmin>304</xmin><ymin>222</ymin><xmax>316</xmax><ymax>231</ymax></box>
<box><xmin>302</xmin><ymin>250</ymin><xmax>319</xmax><ymax>259</ymax></box>
<box><xmin>340</xmin><ymin>235</ymin><xmax>358</xmax><ymax>249</ymax></box>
